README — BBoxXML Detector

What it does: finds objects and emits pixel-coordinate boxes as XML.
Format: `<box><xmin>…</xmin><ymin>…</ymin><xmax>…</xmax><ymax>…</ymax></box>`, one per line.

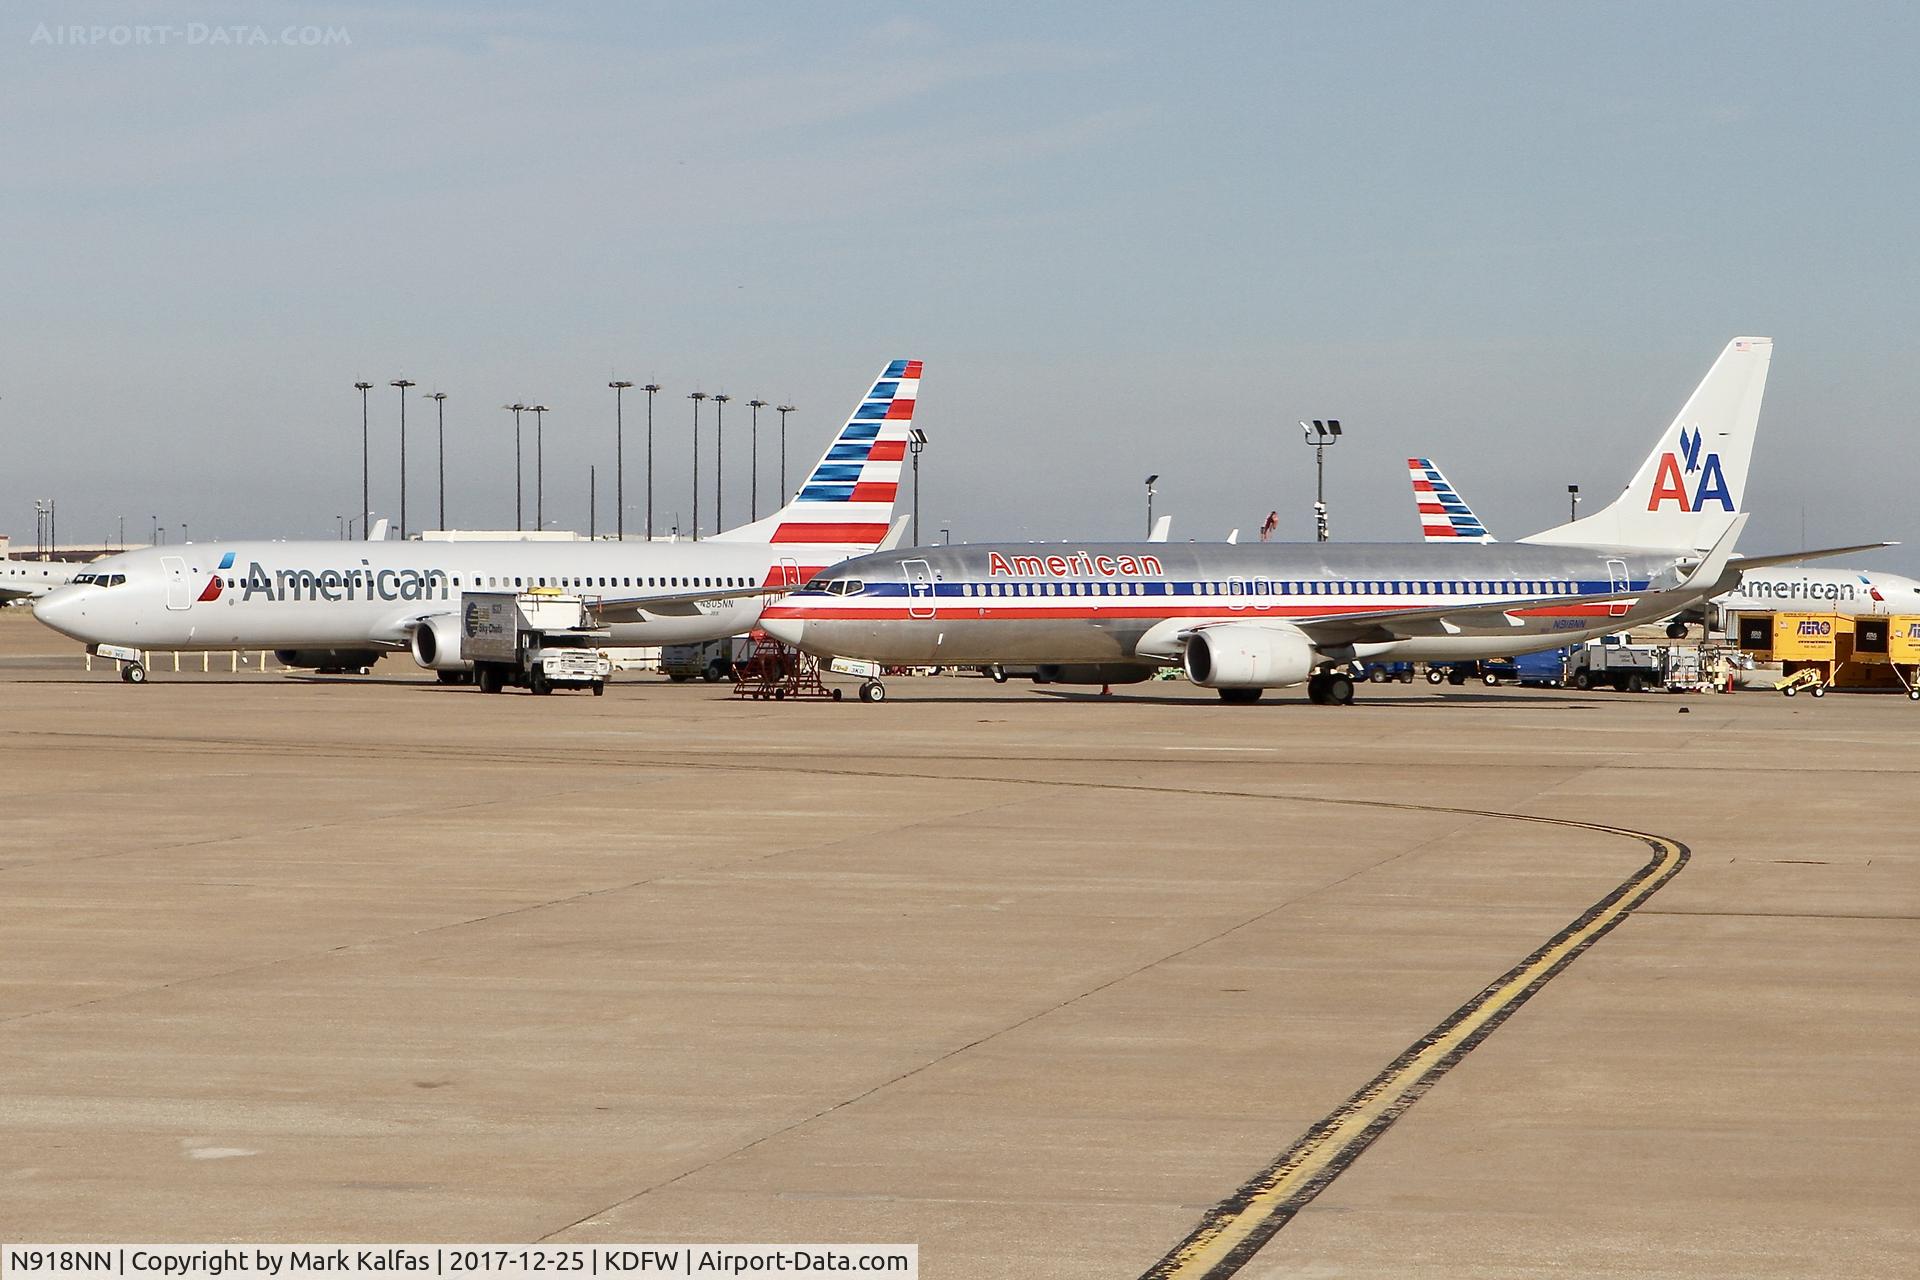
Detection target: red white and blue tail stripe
<box><xmin>711</xmin><ymin>359</ymin><xmax>921</xmax><ymax>548</ymax></box>
<box><xmin>1409</xmin><ymin>458</ymin><xmax>1494</xmax><ymax>542</ymax></box>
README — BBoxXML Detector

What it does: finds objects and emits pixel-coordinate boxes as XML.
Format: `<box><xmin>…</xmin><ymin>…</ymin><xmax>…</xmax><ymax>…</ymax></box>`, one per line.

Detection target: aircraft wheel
<box><xmin>121</xmin><ymin>662</ymin><xmax>147</xmax><ymax>684</ymax></box>
<box><xmin>1425</xmin><ymin>668</ymin><xmax>1444</xmax><ymax>684</ymax></box>
<box><xmin>1306</xmin><ymin>674</ymin><xmax>1328</xmax><ymax>705</ymax></box>
<box><xmin>1217</xmin><ymin>686</ymin><xmax>1262</xmax><ymax>704</ymax></box>
<box><xmin>1810</xmin><ymin>684</ymin><xmax>1826</xmax><ymax>698</ymax></box>
<box><xmin>989</xmin><ymin>665</ymin><xmax>1008</xmax><ymax>684</ymax></box>
<box><xmin>1327</xmin><ymin>673</ymin><xmax>1356</xmax><ymax>705</ymax></box>
<box><xmin>859</xmin><ymin>680</ymin><xmax>887</xmax><ymax>703</ymax></box>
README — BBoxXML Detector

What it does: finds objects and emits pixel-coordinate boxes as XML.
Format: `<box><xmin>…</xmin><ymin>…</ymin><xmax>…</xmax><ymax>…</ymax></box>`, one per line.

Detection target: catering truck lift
<box><xmin>461</xmin><ymin>590</ymin><xmax>613</xmax><ymax>695</ymax></box>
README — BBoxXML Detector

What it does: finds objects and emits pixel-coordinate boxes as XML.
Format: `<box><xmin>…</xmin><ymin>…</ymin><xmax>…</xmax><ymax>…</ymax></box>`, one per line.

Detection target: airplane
<box><xmin>760</xmin><ymin>338</ymin><xmax>1886</xmax><ymax>705</ymax></box>
<box><xmin>33</xmin><ymin>359</ymin><xmax>924</xmax><ymax>683</ymax></box>
<box><xmin>2</xmin><ymin>558</ymin><xmax>85</xmax><ymax>602</ymax></box>
<box><xmin>1404</xmin><ymin>454</ymin><xmax>1918</xmax><ymax>633</ymax></box>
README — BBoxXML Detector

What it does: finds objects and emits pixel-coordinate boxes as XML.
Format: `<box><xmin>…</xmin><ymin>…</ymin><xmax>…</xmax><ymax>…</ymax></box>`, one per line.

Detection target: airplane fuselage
<box><xmin>32</xmin><ymin>539</ymin><xmax>861</xmax><ymax>653</ymax></box>
<box><xmin>763</xmin><ymin>541</ymin><xmax>1710</xmax><ymax>667</ymax></box>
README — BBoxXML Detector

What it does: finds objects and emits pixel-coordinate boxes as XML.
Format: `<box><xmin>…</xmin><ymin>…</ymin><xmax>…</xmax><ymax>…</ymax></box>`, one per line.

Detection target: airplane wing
<box><xmin>1151</xmin><ymin>515</ymin><xmax>1748</xmax><ymax>654</ymax></box>
<box><xmin>588</xmin><ymin>583</ymin><xmax>782</xmax><ymax>624</ymax></box>
<box><xmin>1730</xmin><ymin>541</ymin><xmax>1898</xmax><ymax>571</ymax></box>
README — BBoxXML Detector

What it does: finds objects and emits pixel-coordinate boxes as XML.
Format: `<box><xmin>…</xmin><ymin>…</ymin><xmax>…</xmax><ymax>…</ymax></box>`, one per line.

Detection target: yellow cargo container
<box><xmin>1768</xmin><ymin>613</ymin><xmax>1850</xmax><ymax>663</ymax></box>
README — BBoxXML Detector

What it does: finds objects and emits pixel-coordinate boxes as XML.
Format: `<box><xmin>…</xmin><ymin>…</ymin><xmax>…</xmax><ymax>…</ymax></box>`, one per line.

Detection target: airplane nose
<box><xmin>32</xmin><ymin>590</ymin><xmax>78</xmax><ymax>634</ymax></box>
<box><xmin>760</xmin><ymin>615</ymin><xmax>805</xmax><ymax>647</ymax></box>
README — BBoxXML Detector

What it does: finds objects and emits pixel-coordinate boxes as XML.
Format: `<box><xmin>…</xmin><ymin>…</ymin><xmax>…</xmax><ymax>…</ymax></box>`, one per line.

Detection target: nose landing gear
<box><xmin>119</xmin><ymin>661</ymin><xmax>147</xmax><ymax>684</ymax></box>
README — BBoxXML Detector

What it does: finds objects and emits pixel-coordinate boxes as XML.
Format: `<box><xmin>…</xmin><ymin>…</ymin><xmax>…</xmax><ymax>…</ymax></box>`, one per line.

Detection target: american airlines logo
<box><xmin>1647</xmin><ymin>425</ymin><xmax>1734</xmax><ymax>513</ymax></box>
<box><xmin>233</xmin><ymin>559</ymin><xmax>450</xmax><ymax>604</ymax></box>
<box><xmin>986</xmin><ymin>551</ymin><xmax>1164</xmax><ymax>578</ymax></box>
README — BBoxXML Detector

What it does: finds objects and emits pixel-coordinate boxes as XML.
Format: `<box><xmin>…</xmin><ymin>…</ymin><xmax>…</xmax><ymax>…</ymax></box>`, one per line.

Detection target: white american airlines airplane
<box><xmin>34</xmin><ymin>359</ymin><xmax>924</xmax><ymax>682</ymax></box>
<box><xmin>1406</xmin><ymin>456</ymin><xmax>1917</xmax><ymax>632</ymax></box>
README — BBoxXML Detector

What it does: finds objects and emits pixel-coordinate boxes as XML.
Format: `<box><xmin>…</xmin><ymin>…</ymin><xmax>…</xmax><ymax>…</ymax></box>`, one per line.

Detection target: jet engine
<box><xmin>273</xmin><ymin>648</ymin><xmax>384</xmax><ymax>674</ymax></box>
<box><xmin>1182</xmin><ymin>625</ymin><xmax>1316</xmax><ymax>689</ymax></box>
<box><xmin>409</xmin><ymin>614</ymin><xmax>471</xmax><ymax>672</ymax></box>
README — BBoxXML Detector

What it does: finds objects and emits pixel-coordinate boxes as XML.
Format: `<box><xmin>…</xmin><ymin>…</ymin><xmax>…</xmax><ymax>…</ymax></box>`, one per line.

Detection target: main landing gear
<box><xmin>1307</xmin><ymin>671</ymin><xmax>1356</xmax><ymax>705</ymax></box>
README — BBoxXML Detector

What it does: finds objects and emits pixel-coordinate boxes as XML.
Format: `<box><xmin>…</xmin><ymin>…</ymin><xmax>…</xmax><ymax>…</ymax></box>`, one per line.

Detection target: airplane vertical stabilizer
<box><xmin>709</xmin><ymin>360</ymin><xmax>921</xmax><ymax>548</ymax></box>
<box><xmin>1522</xmin><ymin>337</ymin><xmax>1771</xmax><ymax>552</ymax></box>
<box><xmin>1408</xmin><ymin>458</ymin><xmax>1496</xmax><ymax>542</ymax></box>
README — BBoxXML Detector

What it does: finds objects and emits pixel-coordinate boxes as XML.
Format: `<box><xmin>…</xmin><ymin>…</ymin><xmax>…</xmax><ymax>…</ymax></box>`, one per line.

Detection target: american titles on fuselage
<box><xmin>986</xmin><ymin>551</ymin><xmax>1164</xmax><ymax>578</ymax></box>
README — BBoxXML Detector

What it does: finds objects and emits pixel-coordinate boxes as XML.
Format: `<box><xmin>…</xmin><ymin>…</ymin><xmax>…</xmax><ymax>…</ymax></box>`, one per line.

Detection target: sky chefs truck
<box><xmin>461</xmin><ymin>591</ymin><xmax>613</xmax><ymax>695</ymax></box>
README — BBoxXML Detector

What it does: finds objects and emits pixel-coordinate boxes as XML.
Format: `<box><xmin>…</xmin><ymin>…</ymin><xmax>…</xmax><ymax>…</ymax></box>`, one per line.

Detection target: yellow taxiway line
<box><xmin>1141</xmin><ymin>814</ymin><xmax>1689</xmax><ymax>1280</ymax></box>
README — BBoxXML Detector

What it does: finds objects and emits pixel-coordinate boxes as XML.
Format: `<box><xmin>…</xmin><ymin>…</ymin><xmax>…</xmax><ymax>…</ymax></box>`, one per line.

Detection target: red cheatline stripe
<box><xmin>770</xmin><ymin>522</ymin><xmax>890</xmax><ymax>544</ymax></box>
<box><xmin>763</xmin><ymin>602</ymin><xmax>1627</xmax><ymax>622</ymax></box>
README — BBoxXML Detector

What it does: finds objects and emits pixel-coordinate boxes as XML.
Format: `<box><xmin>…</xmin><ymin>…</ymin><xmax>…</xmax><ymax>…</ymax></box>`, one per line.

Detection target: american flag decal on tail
<box><xmin>767</xmin><ymin>359</ymin><xmax>920</xmax><ymax>546</ymax></box>
<box><xmin>1409</xmin><ymin>458</ymin><xmax>1494</xmax><ymax>542</ymax></box>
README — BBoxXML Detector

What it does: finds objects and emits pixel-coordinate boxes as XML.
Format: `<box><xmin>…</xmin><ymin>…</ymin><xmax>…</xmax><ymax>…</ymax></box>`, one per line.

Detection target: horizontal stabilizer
<box><xmin>1731</xmin><ymin>541</ymin><xmax>1899</xmax><ymax>572</ymax></box>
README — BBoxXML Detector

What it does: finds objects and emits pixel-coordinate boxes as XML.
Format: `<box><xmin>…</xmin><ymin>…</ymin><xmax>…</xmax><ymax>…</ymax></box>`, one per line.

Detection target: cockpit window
<box><xmin>822</xmin><ymin>579</ymin><xmax>865</xmax><ymax>596</ymax></box>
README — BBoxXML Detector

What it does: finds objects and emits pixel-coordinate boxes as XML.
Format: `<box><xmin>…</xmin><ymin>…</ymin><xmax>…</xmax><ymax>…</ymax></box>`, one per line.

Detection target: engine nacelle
<box><xmin>274</xmin><ymin>648</ymin><xmax>383</xmax><ymax>673</ymax></box>
<box><xmin>1032</xmin><ymin>663</ymin><xmax>1157</xmax><ymax>686</ymax></box>
<box><xmin>1183</xmin><ymin>625</ymin><xmax>1316</xmax><ymax>689</ymax></box>
<box><xmin>409</xmin><ymin>614</ymin><xmax>471</xmax><ymax>672</ymax></box>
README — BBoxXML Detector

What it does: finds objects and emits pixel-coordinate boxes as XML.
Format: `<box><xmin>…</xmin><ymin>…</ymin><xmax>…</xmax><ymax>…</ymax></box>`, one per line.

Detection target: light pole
<box><xmin>530</xmin><ymin>405</ymin><xmax>548</xmax><ymax>529</ymax></box>
<box><xmin>1300</xmin><ymin>419</ymin><xmax>1343</xmax><ymax>542</ymax></box>
<box><xmin>337</xmin><ymin>514</ymin><xmax>345</xmax><ymax>540</ymax></box>
<box><xmin>712</xmin><ymin>393</ymin><xmax>729</xmax><ymax>532</ymax></box>
<box><xmin>354</xmin><ymin>381</ymin><xmax>373</xmax><ymax>540</ymax></box>
<box><xmin>747</xmin><ymin>399</ymin><xmax>767</xmax><ymax>520</ymax></box>
<box><xmin>610</xmin><ymin>381</ymin><xmax>633</xmax><ymax>540</ymax></box>
<box><xmin>1567</xmin><ymin>484</ymin><xmax>1581</xmax><ymax>522</ymax></box>
<box><xmin>428</xmin><ymin>391</ymin><xmax>448</xmax><ymax>531</ymax></box>
<box><xmin>908</xmin><ymin>428</ymin><xmax>928</xmax><ymax>546</ymax></box>
<box><xmin>1144</xmin><ymin>474</ymin><xmax>1159</xmax><ymax>537</ymax></box>
<box><xmin>776</xmin><ymin>404</ymin><xmax>794</xmax><ymax>499</ymax></box>
<box><xmin>390</xmin><ymin>379</ymin><xmax>416</xmax><ymax>538</ymax></box>
<box><xmin>589</xmin><ymin>464</ymin><xmax>597</xmax><ymax>540</ymax></box>
<box><xmin>940</xmin><ymin>525</ymin><xmax>951</xmax><ymax>546</ymax></box>
<box><xmin>642</xmin><ymin>384</ymin><xmax>660</xmax><ymax>539</ymax></box>
<box><xmin>688</xmin><ymin>392</ymin><xmax>707</xmax><ymax>539</ymax></box>
<box><xmin>504</xmin><ymin>404</ymin><xmax>527</xmax><ymax>530</ymax></box>
<box><xmin>151</xmin><ymin>514</ymin><xmax>159</xmax><ymax>546</ymax></box>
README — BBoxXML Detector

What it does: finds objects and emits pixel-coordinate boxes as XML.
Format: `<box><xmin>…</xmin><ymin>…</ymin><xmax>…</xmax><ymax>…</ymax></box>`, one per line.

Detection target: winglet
<box><xmin>875</xmin><ymin>515</ymin><xmax>912</xmax><ymax>552</ymax></box>
<box><xmin>1148</xmin><ymin>515</ymin><xmax>1171</xmax><ymax>543</ymax></box>
<box><xmin>1680</xmin><ymin>511</ymin><xmax>1750</xmax><ymax>592</ymax></box>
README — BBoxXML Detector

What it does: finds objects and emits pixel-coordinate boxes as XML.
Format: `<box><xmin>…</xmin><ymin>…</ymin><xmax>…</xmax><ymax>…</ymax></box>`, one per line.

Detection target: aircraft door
<box><xmin>1607</xmin><ymin>558</ymin><xmax>1631</xmax><ymax>618</ymax></box>
<box><xmin>903</xmin><ymin>559</ymin><xmax>935</xmax><ymax>619</ymax></box>
<box><xmin>778</xmin><ymin>557</ymin><xmax>802</xmax><ymax>589</ymax></box>
<box><xmin>162</xmin><ymin>556</ymin><xmax>190</xmax><ymax>611</ymax></box>
<box><xmin>1228</xmin><ymin>577</ymin><xmax>1249</xmax><ymax>611</ymax></box>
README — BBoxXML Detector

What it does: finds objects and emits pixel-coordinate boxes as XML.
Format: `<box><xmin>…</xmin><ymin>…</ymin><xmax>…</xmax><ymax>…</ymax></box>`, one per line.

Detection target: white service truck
<box><xmin>1565</xmin><ymin>638</ymin><xmax>1664</xmax><ymax>692</ymax></box>
<box><xmin>461</xmin><ymin>591</ymin><xmax>613</xmax><ymax>695</ymax></box>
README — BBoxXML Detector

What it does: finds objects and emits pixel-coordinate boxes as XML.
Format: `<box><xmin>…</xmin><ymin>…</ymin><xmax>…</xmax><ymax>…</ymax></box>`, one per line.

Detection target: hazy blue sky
<box><xmin>5</xmin><ymin>2</ymin><xmax>1915</xmax><ymax>563</ymax></box>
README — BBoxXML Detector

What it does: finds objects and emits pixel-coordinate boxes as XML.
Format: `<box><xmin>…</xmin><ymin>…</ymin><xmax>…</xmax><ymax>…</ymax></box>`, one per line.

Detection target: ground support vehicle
<box><xmin>1566</xmin><ymin>639</ymin><xmax>1664</xmax><ymax>692</ymax></box>
<box><xmin>662</xmin><ymin>636</ymin><xmax>753</xmax><ymax>682</ymax></box>
<box><xmin>1358</xmin><ymin>661</ymin><xmax>1417</xmax><ymax>683</ymax></box>
<box><xmin>461</xmin><ymin>591</ymin><xmax>613</xmax><ymax>695</ymax></box>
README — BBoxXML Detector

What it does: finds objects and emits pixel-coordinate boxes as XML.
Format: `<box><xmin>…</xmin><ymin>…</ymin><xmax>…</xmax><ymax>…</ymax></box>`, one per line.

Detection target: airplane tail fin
<box><xmin>710</xmin><ymin>360</ymin><xmax>921</xmax><ymax>548</ymax></box>
<box><xmin>1408</xmin><ymin>458</ymin><xmax>1496</xmax><ymax>542</ymax></box>
<box><xmin>1522</xmin><ymin>337</ymin><xmax>1771</xmax><ymax>552</ymax></box>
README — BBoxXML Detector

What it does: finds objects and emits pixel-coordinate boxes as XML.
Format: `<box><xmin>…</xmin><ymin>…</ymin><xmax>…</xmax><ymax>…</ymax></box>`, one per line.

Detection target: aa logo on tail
<box><xmin>1647</xmin><ymin>425</ymin><xmax>1733</xmax><ymax>512</ymax></box>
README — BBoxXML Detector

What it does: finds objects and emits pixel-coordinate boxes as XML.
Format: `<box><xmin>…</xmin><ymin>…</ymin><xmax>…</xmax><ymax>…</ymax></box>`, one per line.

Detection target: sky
<box><xmin>5</xmin><ymin>1</ymin><xmax>1916</xmax><ymax>564</ymax></box>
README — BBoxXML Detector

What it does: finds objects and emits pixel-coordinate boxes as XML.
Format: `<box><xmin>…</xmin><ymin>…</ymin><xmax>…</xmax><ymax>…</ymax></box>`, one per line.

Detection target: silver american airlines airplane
<box><xmin>33</xmin><ymin>360</ymin><xmax>924</xmax><ymax>682</ymax></box>
<box><xmin>762</xmin><ymin>339</ymin><xmax>1884</xmax><ymax>704</ymax></box>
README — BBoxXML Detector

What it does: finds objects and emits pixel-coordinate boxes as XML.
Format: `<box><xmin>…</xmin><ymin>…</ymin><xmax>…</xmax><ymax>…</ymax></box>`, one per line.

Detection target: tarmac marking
<box><xmin>1139</xmin><ymin>815</ymin><xmax>1688</xmax><ymax>1280</ymax></box>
